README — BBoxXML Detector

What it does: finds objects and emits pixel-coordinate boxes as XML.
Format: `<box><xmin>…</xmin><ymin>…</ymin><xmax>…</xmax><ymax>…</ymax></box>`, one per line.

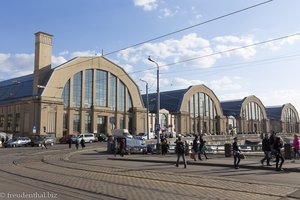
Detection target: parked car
<box><xmin>3</xmin><ymin>137</ymin><xmax>31</xmax><ymax>148</ymax></box>
<box><xmin>97</xmin><ymin>133</ymin><xmax>107</xmax><ymax>142</ymax></box>
<box><xmin>59</xmin><ymin>134</ymin><xmax>77</xmax><ymax>144</ymax></box>
<box><xmin>28</xmin><ymin>136</ymin><xmax>43</xmax><ymax>147</ymax></box>
<box><xmin>44</xmin><ymin>136</ymin><xmax>55</xmax><ymax>146</ymax></box>
<box><xmin>78</xmin><ymin>133</ymin><xmax>96</xmax><ymax>143</ymax></box>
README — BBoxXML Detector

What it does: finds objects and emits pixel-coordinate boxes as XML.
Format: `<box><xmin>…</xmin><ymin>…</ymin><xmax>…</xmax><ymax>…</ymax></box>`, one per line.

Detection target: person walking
<box><xmin>273</xmin><ymin>136</ymin><xmax>284</xmax><ymax>171</ymax></box>
<box><xmin>80</xmin><ymin>138</ymin><xmax>85</xmax><ymax>149</ymax></box>
<box><xmin>199</xmin><ymin>135</ymin><xmax>208</xmax><ymax>160</ymax></box>
<box><xmin>119</xmin><ymin>138</ymin><xmax>126</xmax><ymax>157</ymax></box>
<box><xmin>175</xmin><ymin>137</ymin><xmax>187</xmax><ymax>168</ymax></box>
<box><xmin>41</xmin><ymin>137</ymin><xmax>48</xmax><ymax>150</ymax></box>
<box><xmin>261</xmin><ymin>133</ymin><xmax>272</xmax><ymax>166</ymax></box>
<box><xmin>68</xmin><ymin>137</ymin><xmax>72</xmax><ymax>149</ymax></box>
<box><xmin>75</xmin><ymin>137</ymin><xmax>80</xmax><ymax>150</ymax></box>
<box><xmin>232</xmin><ymin>137</ymin><xmax>241</xmax><ymax>169</ymax></box>
<box><xmin>292</xmin><ymin>134</ymin><xmax>300</xmax><ymax>163</ymax></box>
<box><xmin>191</xmin><ymin>135</ymin><xmax>199</xmax><ymax>161</ymax></box>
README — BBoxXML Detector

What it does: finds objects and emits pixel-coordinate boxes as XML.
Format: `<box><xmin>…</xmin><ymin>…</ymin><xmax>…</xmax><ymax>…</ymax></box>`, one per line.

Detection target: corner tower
<box><xmin>33</xmin><ymin>32</ymin><xmax>53</xmax><ymax>95</ymax></box>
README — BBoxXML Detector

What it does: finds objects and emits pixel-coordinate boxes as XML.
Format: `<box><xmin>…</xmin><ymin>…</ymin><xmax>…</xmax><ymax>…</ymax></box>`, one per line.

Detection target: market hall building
<box><xmin>266</xmin><ymin>103</ymin><xmax>299</xmax><ymax>133</ymax></box>
<box><xmin>142</xmin><ymin>85</ymin><xmax>227</xmax><ymax>135</ymax></box>
<box><xmin>0</xmin><ymin>32</ymin><xmax>147</xmax><ymax>138</ymax></box>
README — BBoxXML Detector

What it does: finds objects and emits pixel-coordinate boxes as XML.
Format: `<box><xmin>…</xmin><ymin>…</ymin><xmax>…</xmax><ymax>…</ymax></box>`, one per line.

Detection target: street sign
<box><xmin>33</xmin><ymin>126</ymin><xmax>36</xmax><ymax>134</ymax></box>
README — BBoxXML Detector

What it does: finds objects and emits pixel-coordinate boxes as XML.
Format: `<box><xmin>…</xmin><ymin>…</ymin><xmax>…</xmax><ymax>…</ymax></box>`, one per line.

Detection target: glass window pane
<box><xmin>84</xmin><ymin>69</ymin><xmax>93</xmax><ymax>108</ymax></box>
<box><xmin>110</xmin><ymin>74</ymin><xmax>117</xmax><ymax>111</ymax></box>
<box><xmin>72</xmin><ymin>72</ymin><xmax>82</xmax><ymax>108</ymax></box>
<box><xmin>96</xmin><ymin>70</ymin><xmax>108</xmax><ymax>107</ymax></box>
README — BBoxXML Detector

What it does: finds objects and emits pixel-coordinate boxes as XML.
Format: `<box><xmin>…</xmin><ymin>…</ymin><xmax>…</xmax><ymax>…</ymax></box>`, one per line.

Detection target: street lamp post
<box><xmin>148</xmin><ymin>56</ymin><xmax>160</xmax><ymax>144</ymax></box>
<box><xmin>140</xmin><ymin>79</ymin><xmax>149</xmax><ymax>140</ymax></box>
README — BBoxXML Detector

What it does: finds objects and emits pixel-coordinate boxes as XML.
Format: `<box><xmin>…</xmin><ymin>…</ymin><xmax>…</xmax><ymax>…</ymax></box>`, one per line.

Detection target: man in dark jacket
<box><xmin>261</xmin><ymin>133</ymin><xmax>272</xmax><ymax>166</ymax></box>
<box><xmin>175</xmin><ymin>137</ymin><xmax>187</xmax><ymax>168</ymax></box>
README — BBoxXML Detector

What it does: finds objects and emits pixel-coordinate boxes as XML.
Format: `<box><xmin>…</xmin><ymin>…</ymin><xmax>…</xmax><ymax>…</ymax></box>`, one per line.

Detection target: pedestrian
<box><xmin>80</xmin><ymin>138</ymin><xmax>85</xmax><ymax>149</ymax></box>
<box><xmin>199</xmin><ymin>135</ymin><xmax>208</xmax><ymax>160</ymax></box>
<box><xmin>119</xmin><ymin>138</ymin><xmax>125</xmax><ymax>157</ymax></box>
<box><xmin>75</xmin><ymin>137</ymin><xmax>80</xmax><ymax>150</ymax></box>
<box><xmin>113</xmin><ymin>137</ymin><xmax>118</xmax><ymax>157</ymax></box>
<box><xmin>273</xmin><ymin>136</ymin><xmax>284</xmax><ymax>171</ymax></box>
<box><xmin>232</xmin><ymin>137</ymin><xmax>241</xmax><ymax>169</ymax></box>
<box><xmin>291</xmin><ymin>134</ymin><xmax>300</xmax><ymax>163</ymax></box>
<box><xmin>184</xmin><ymin>140</ymin><xmax>189</xmax><ymax>156</ymax></box>
<box><xmin>41</xmin><ymin>137</ymin><xmax>47</xmax><ymax>150</ymax></box>
<box><xmin>192</xmin><ymin>135</ymin><xmax>199</xmax><ymax>161</ymax></box>
<box><xmin>68</xmin><ymin>137</ymin><xmax>72</xmax><ymax>149</ymax></box>
<box><xmin>161</xmin><ymin>137</ymin><xmax>168</xmax><ymax>155</ymax></box>
<box><xmin>260</xmin><ymin>133</ymin><xmax>272</xmax><ymax>166</ymax></box>
<box><xmin>175</xmin><ymin>137</ymin><xmax>187</xmax><ymax>168</ymax></box>
<box><xmin>269</xmin><ymin>131</ymin><xmax>276</xmax><ymax>161</ymax></box>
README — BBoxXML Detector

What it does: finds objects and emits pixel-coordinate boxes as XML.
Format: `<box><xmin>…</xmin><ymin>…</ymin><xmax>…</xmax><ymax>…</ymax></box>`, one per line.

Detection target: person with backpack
<box><xmin>175</xmin><ymin>136</ymin><xmax>187</xmax><ymax>168</ymax></box>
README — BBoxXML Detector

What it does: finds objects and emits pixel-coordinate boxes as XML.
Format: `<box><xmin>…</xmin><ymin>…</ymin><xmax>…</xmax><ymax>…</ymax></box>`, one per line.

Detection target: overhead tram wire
<box><xmin>160</xmin><ymin>51</ymin><xmax>300</xmax><ymax>76</ymax></box>
<box><xmin>103</xmin><ymin>0</ymin><xmax>274</xmax><ymax>56</ymax></box>
<box><xmin>54</xmin><ymin>0</ymin><xmax>273</xmax><ymax>73</ymax></box>
<box><xmin>156</xmin><ymin>32</ymin><xmax>300</xmax><ymax>70</ymax></box>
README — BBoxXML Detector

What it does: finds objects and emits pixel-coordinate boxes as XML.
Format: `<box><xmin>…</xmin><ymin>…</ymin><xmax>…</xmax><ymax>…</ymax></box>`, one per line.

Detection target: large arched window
<box><xmin>188</xmin><ymin>92</ymin><xmax>217</xmax><ymax>134</ymax></box>
<box><xmin>283</xmin><ymin>107</ymin><xmax>298</xmax><ymax>133</ymax></box>
<box><xmin>62</xmin><ymin>80</ymin><xmax>70</xmax><ymax>107</ymax></box>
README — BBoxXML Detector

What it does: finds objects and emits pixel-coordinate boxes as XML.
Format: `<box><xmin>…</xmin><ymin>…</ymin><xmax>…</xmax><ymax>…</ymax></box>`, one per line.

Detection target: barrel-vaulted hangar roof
<box><xmin>221</xmin><ymin>95</ymin><xmax>268</xmax><ymax>119</ymax></box>
<box><xmin>142</xmin><ymin>84</ymin><xmax>224</xmax><ymax>116</ymax></box>
<box><xmin>266</xmin><ymin>103</ymin><xmax>299</xmax><ymax>121</ymax></box>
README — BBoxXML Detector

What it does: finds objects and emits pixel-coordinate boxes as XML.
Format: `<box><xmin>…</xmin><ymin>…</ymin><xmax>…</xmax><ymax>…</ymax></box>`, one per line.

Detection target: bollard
<box><xmin>225</xmin><ymin>143</ymin><xmax>232</xmax><ymax>157</ymax></box>
<box><xmin>284</xmin><ymin>143</ymin><xmax>292</xmax><ymax>159</ymax></box>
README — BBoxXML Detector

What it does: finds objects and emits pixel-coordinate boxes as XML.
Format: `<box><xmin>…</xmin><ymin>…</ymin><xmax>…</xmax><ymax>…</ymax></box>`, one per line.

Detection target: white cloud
<box><xmin>133</xmin><ymin>0</ymin><xmax>158</xmax><ymax>11</ymax></box>
<box><xmin>264</xmin><ymin>34</ymin><xmax>300</xmax><ymax>51</ymax></box>
<box><xmin>173</xmin><ymin>77</ymin><xmax>204</xmax><ymax>88</ymax></box>
<box><xmin>213</xmin><ymin>35</ymin><xmax>257</xmax><ymax>59</ymax></box>
<box><xmin>52</xmin><ymin>56</ymin><xmax>67</xmax><ymax>66</ymax></box>
<box><xmin>71</xmin><ymin>50</ymin><xmax>97</xmax><ymax>57</ymax></box>
<box><xmin>209</xmin><ymin>76</ymin><xmax>242</xmax><ymax>91</ymax></box>
<box><xmin>118</xmin><ymin>33</ymin><xmax>216</xmax><ymax>68</ymax></box>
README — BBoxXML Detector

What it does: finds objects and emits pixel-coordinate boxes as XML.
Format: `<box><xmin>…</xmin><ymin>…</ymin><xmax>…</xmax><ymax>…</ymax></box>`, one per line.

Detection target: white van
<box><xmin>78</xmin><ymin>133</ymin><xmax>96</xmax><ymax>143</ymax></box>
<box><xmin>112</xmin><ymin>129</ymin><xmax>133</xmax><ymax>138</ymax></box>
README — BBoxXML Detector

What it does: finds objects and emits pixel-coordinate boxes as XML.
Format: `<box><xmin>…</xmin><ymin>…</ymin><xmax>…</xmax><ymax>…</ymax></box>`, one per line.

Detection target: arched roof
<box><xmin>266</xmin><ymin>103</ymin><xmax>299</xmax><ymax>122</ymax></box>
<box><xmin>42</xmin><ymin>56</ymin><xmax>144</xmax><ymax>107</ymax></box>
<box><xmin>221</xmin><ymin>95</ymin><xmax>268</xmax><ymax>119</ymax></box>
<box><xmin>142</xmin><ymin>84</ymin><xmax>224</xmax><ymax>116</ymax></box>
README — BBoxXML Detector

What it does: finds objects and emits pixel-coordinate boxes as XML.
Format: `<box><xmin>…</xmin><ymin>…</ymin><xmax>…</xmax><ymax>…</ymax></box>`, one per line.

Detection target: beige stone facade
<box><xmin>0</xmin><ymin>32</ymin><xmax>147</xmax><ymax>138</ymax></box>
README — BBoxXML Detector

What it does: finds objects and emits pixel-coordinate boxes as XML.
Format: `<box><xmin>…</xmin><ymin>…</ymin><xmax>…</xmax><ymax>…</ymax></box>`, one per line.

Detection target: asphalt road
<box><xmin>0</xmin><ymin>142</ymin><xmax>299</xmax><ymax>200</ymax></box>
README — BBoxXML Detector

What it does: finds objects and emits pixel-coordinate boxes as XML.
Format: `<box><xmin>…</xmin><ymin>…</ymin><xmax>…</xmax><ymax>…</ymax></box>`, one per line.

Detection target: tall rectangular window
<box><xmin>110</xmin><ymin>74</ymin><xmax>117</xmax><ymax>111</ymax></box>
<box><xmin>73</xmin><ymin>114</ymin><xmax>80</xmax><ymax>133</ymax></box>
<box><xmin>84</xmin><ymin>69</ymin><xmax>93</xmax><ymax>108</ymax></box>
<box><xmin>62</xmin><ymin>80</ymin><xmax>70</xmax><ymax>107</ymax></box>
<box><xmin>97</xmin><ymin>115</ymin><xmax>107</xmax><ymax>133</ymax></box>
<box><xmin>73</xmin><ymin>72</ymin><xmax>82</xmax><ymax>108</ymax></box>
<box><xmin>127</xmin><ymin>91</ymin><xmax>133</xmax><ymax>112</ymax></box>
<box><xmin>119</xmin><ymin>81</ymin><xmax>125</xmax><ymax>112</ymax></box>
<box><xmin>96</xmin><ymin>70</ymin><xmax>108</xmax><ymax>107</ymax></box>
<box><xmin>85</xmin><ymin>114</ymin><xmax>92</xmax><ymax>133</ymax></box>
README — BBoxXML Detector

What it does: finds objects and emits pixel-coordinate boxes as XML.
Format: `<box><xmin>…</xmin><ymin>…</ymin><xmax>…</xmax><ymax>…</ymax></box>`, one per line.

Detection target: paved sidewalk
<box><xmin>108</xmin><ymin>153</ymin><xmax>300</xmax><ymax>172</ymax></box>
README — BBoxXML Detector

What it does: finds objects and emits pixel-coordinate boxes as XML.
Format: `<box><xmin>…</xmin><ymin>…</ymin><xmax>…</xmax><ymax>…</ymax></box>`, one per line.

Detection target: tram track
<box><xmin>0</xmin><ymin>147</ymin><xmax>298</xmax><ymax>200</ymax></box>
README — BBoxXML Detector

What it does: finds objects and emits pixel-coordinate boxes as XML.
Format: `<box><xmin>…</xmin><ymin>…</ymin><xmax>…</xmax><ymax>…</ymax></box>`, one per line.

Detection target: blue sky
<box><xmin>1</xmin><ymin>0</ymin><xmax>300</xmax><ymax>112</ymax></box>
